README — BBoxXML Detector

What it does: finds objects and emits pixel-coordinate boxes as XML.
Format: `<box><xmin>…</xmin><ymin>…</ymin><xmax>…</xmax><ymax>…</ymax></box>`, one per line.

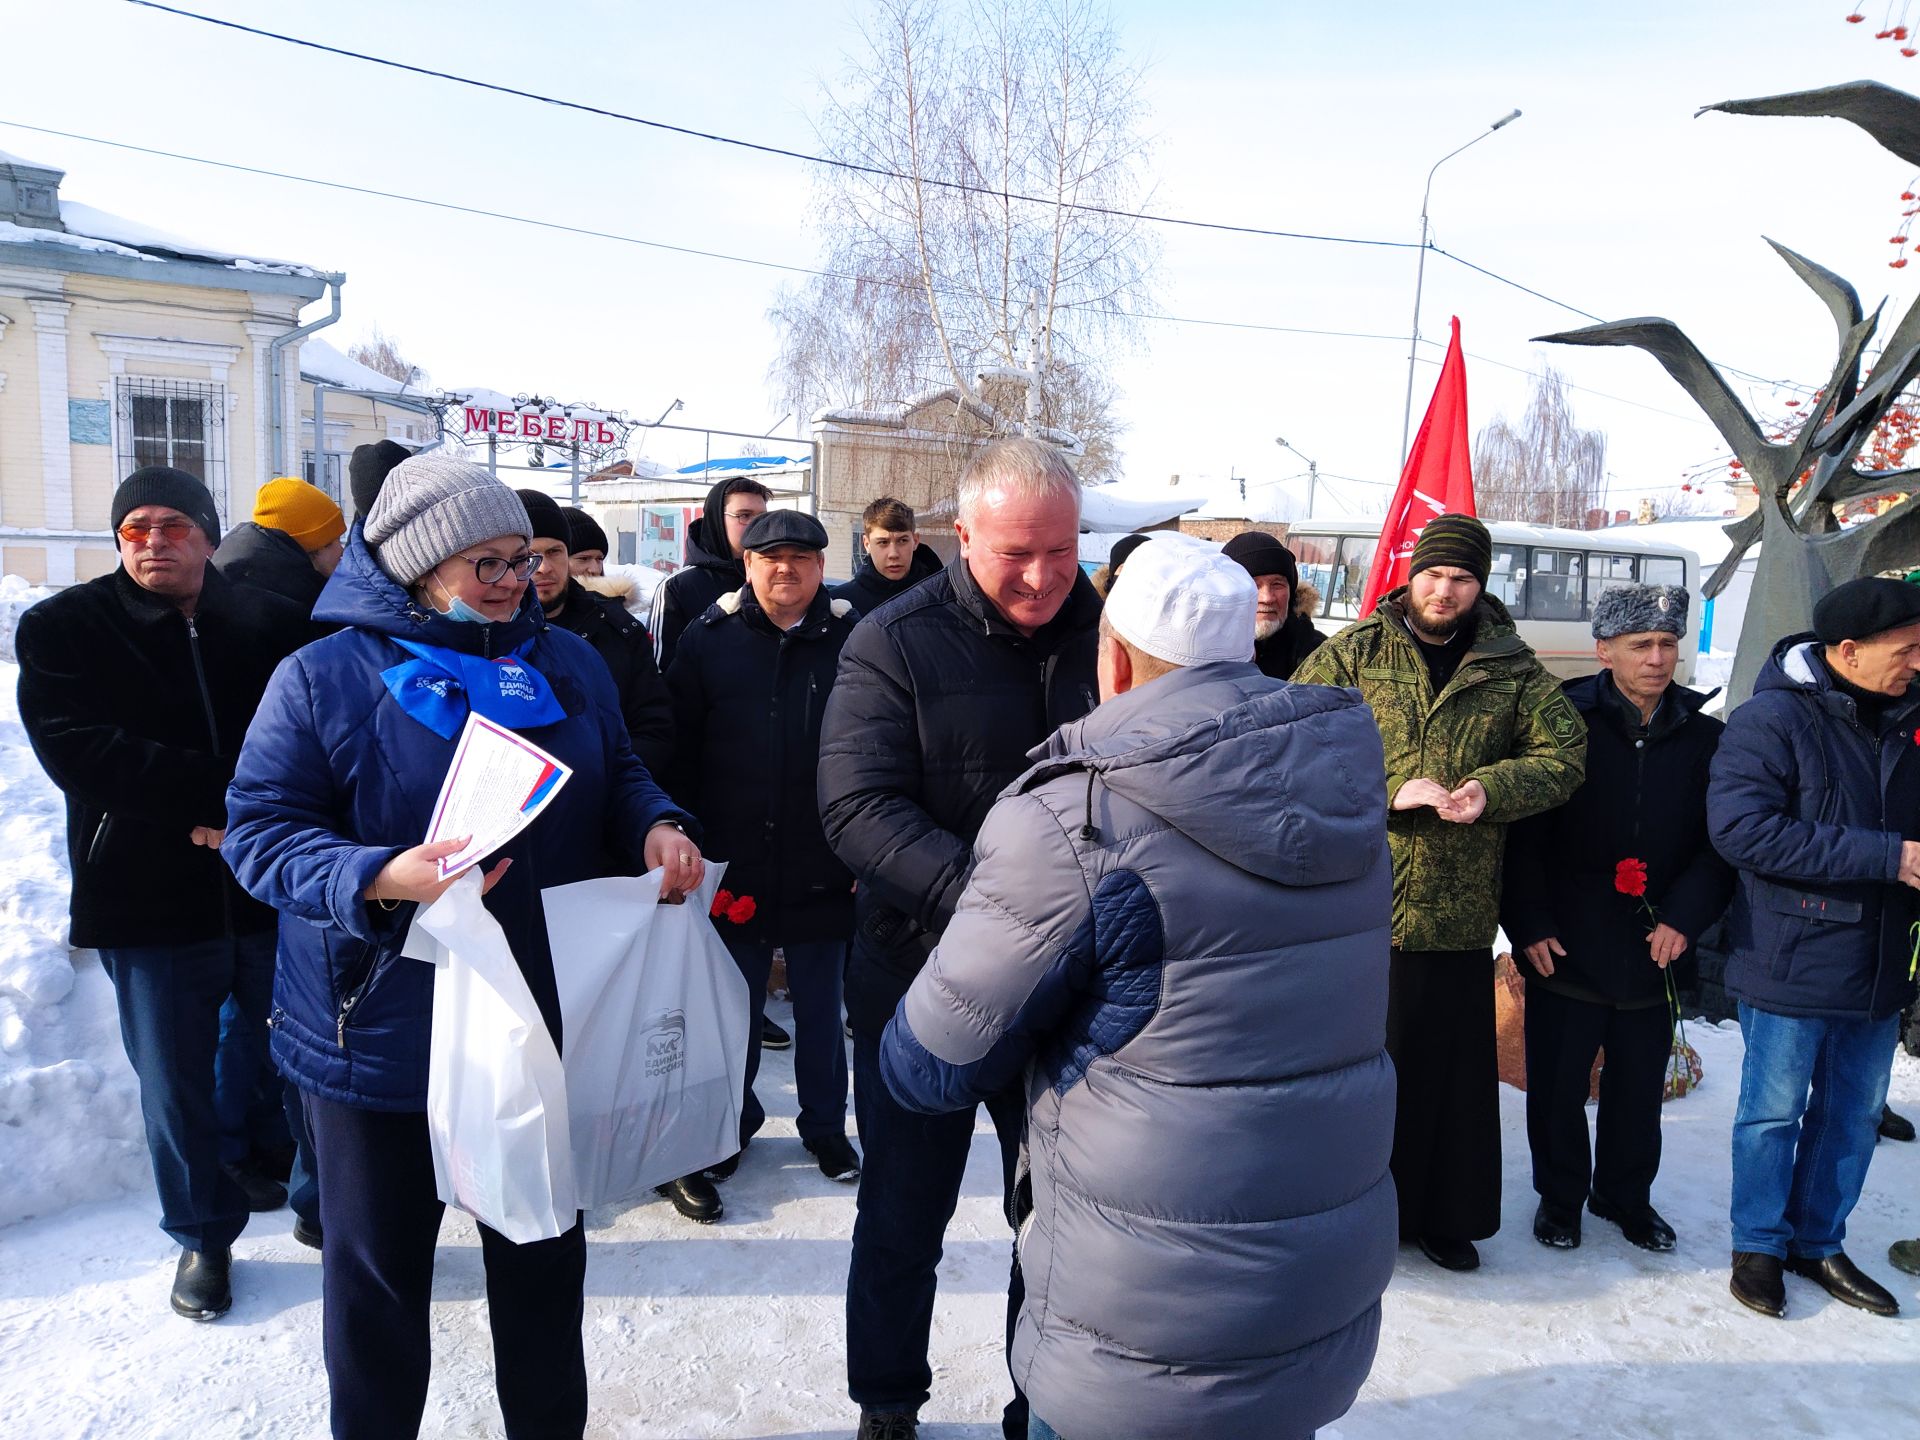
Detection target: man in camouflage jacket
<box><xmin>1296</xmin><ymin>514</ymin><xmax>1585</xmax><ymax>1272</ymax></box>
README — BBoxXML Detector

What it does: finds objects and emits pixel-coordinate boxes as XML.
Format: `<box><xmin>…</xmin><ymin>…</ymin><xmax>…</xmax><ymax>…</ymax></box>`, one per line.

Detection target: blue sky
<box><xmin>6</xmin><ymin>0</ymin><xmax>1917</xmax><ymax>514</ymax></box>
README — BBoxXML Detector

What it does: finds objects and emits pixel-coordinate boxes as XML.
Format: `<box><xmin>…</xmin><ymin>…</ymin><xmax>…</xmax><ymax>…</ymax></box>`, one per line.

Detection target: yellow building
<box><xmin>0</xmin><ymin>150</ymin><xmax>343</xmax><ymax>584</ymax></box>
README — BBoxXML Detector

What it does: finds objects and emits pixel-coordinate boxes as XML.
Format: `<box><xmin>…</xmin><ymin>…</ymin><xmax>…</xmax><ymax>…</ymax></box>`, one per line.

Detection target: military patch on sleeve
<box><xmin>1530</xmin><ymin>688</ymin><xmax>1582</xmax><ymax>745</ymax></box>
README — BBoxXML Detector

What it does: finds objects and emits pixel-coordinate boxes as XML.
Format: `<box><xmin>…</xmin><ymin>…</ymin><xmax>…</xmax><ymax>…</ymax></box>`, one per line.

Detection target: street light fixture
<box><xmin>1275</xmin><ymin>435</ymin><xmax>1321</xmax><ymax>519</ymax></box>
<box><xmin>1398</xmin><ymin>109</ymin><xmax>1522</xmax><ymax>466</ymax></box>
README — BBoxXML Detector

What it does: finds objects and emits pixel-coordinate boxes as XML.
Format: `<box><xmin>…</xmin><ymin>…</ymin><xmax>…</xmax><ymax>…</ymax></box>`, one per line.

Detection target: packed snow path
<box><xmin>1</xmin><ymin>1018</ymin><xmax>1916</xmax><ymax>1439</ymax></box>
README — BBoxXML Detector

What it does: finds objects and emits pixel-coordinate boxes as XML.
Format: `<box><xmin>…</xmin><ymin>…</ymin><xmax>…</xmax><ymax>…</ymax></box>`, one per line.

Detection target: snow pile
<box><xmin>0</xmin><ymin>656</ymin><xmax>148</xmax><ymax>1228</ymax></box>
<box><xmin>0</xmin><ymin>573</ymin><xmax>50</xmax><ymax>663</ymax></box>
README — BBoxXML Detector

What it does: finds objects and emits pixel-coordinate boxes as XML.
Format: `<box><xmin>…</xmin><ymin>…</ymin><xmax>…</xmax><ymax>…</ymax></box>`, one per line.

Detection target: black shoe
<box><xmin>1730</xmin><ymin>1251</ymin><xmax>1785</xmax><ymax>1317</ymax></box>
<box><xmin>1417</xmin><ymin>1234</ymin><xmax>1480</xmax><ymax>1271</ymax></box>
<box><xmin>1532</xmin><ymin>1199</ymin><xmax>1581</xmax><ymax>1249</ymax></box>
<box><xmin>250</xmin><ymin>1141</ymin><xmax>297</xmax><ymax>1184</ymax></box>
<box><xmin>1879</xmin><ymin>1103</ymin><xmax>1916</xmax><ymax>1143</ymax></box>
<box><xmin>653</xmin><ymin>1174</ymin><xmax>723</xmax><ymax>1224</ymax></box>
<box><xmin>855</xmin><ymin>1413</ymin><xmax>919</xmax><ymax>1440</ymax></box>
<box><xmin>1784</xmin><ymin>1251</ymin><xmax>1901</xmax><ymax>1316</ymax></box>
<box><xmin>1587</xmin><ymin>1192</ymin><xmax>1676</xmax><ymax>1252</ymax></box>
<box><xmin>806</xmin><ymin>1133</ymin><xmax>861</xmax><ymax>1183</ymax></box>
<box><xmin>760</xmin><ymin>1015</ymin><xmax>792</xmax><ymax>1050</ymax></box>
<box><xmin>292</xmin><ymin>1215</ymin><xmax>324</xmax><ymax>1251</ymax></box>
<box><xmin>170</xmin><ymin>1247</ymin><xmax>232</xmax><ymax>1321</ymax></box>
<box><xmin>223</xmin><ymin>1162</ymin><xmax>287</xmax><ymax>1213</ymax></box>
<box><xmin>703</xmin><ymin>1143</ymin><xmax>746</xmax><ymax>1183</ymax></box>
<box><xmin>1889</xmin><ymin>1238</ymin><xmax>1920</xmax><ymax>1276</ymax></box>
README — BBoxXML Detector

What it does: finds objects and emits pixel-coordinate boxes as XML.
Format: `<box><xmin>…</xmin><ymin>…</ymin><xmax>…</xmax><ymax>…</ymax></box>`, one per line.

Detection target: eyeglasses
<box><xmin>448</xmin><ymin>551</ymin><xmax>539</xmax><ymax>585</ymax></box>
<box><xmin>117</xmin><ymin>518</ymin><xmax>198</xmax><ymax>545</ymax></box>
<box><xmin>725</xmin><ymin>509</ymin><xmax>766</xmax><ymax>523</ymax></box>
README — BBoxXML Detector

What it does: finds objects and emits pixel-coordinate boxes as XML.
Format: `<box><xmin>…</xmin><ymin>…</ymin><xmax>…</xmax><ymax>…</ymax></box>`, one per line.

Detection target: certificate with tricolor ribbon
<box><xmin>425</xmin><ymin>712</ymin><xmax>574</xmax><ymax>880</ymax></box>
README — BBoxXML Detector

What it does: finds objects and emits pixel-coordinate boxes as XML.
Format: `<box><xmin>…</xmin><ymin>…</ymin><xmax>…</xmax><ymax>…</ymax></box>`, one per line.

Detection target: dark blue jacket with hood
<box><xmin>222</xmin><ymin>526</ymin><xmax>690</xmax><ymax>1111</ymax></box>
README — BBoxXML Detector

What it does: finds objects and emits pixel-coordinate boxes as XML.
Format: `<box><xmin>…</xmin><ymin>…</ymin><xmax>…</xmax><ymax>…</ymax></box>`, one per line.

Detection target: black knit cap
<box><xmin>1221</xmin><ymin>530</ymin><xmax>1299</xmax><ymax>589</ymax></box>
<box><xmin>1409</xmin><ymin>513</ymin><xmax>1491</xmax><ymax>586</ymax></box>
<box><xmin>515</xmin><ymin>488</ymin><xmax>571</xmax><ymax>547</ymax></box>
<box><xmin>1109</xmin><ymin>532</ymin><xmax>1152</xmax><ymax>572</ymax></box>
<box><xmin>111</xmin><ymin>466</ymin><xmax>222</xmax><ymax>545</ymax></box>
<box><xmin>742</xmin><ymin>509</ymin><xmax>828</xmax><ymax>552</ymax></box>
<box><xmin>562</xmin><ymin>505</ymin><xmax>609</xmax><ymax>557</ymax></box>
<box><xmin>349</xmin><ymin>440</ymin><xmax>413</xmax><ymax>518</ymax></box>
<box><xmin>1812</xmin><ymin>576</ymin><xmax>1920</xmax><ymax>644</ymax></box>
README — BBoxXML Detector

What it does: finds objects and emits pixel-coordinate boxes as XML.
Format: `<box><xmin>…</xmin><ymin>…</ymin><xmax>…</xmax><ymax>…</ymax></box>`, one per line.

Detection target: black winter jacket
<box><xmin>830</xmin><ymin>542</ymin><xmax>944</xmax><ymax>615</ymax></box>
<box><xmin>213</xmin><ymin>521</ymin><xmax>327</xmax><ymax>614</ymax></box>
<box><xmin>818</xmin><ymin>557</ymin><xmax>1101</xmax><ymax>1032</ymax></box>
<box><xmin>548</xmin><ymin>579</ymin><xmax>673</xmax><ymax>782</ymax></box>
<box><xmin>649</xmin><ymin>495</ymin><xmax>743</xmax><ymax>671</ymax></box>
<box><xmin>1252</xmin><ymin>611</ymin><xmax>1326</xmax><ymax>682</ymax></box>
<box><xmin>667</xmin><ymin>585</ymin><xmax>859</xmax><ymax>944</ymax></box>
<box><xmin>15</xmin><ymin>565</ymin><xmax>311</xmax><ymax>949</ymax></box>
<box><xmin>1502</xmin><ymin>672</ymin><xmax>1735</xmax><ymax>1008</ymax></box>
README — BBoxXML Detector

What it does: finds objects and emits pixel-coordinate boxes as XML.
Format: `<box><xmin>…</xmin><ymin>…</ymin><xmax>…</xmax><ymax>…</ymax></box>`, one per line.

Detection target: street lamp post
<box><xmin>1275</xmin><ymin>436</ymin><xmax>1320</xmax><ymax>519</ymax></box>
<box><xmin>1398</xmin><ymin>109</ymin><xmax>1522</xmax><ymax>466</ymax></box>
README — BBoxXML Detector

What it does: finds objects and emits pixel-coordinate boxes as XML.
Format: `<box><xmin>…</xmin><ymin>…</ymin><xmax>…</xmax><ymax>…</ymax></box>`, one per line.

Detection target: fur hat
<box><xmin>1591</xmin><ymin>583</ymin><xmax>1689</xmax><ymax>640</ymax></box>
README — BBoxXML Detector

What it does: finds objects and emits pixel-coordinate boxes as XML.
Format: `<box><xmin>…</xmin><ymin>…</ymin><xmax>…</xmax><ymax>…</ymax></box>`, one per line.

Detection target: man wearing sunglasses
<box><xmin>14</xmin><ymin>466</ymin><xmax>312</xmax><ymax>1322</ymax></box>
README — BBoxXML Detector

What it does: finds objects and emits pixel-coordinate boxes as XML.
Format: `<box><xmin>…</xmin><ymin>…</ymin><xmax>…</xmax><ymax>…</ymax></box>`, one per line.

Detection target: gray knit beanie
<box><xmin>365</xmin><ymin>453</ymin><xmax>532</xmax><ymax>587</ymax></box>
<box><xmin>1591</xmin><ymin>583</ymin><xmax>1689</xmax><ymax>640</ymax></box>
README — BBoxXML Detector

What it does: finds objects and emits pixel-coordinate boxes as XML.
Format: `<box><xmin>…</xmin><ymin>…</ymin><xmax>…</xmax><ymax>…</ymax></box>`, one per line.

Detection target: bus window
<box><xmin>1326</xmin><ymin>536</ymin><xmax>1374</xmax><ymax>619</ymax></box>
<box><xmin>1642</xmin><ymin>555</ymin><xmax>1686</xmax><ymax>588</ymax></box>
<box><xmin>1289</xmin><ymin>534</ymin><xmax>1337</xmax><ymax>613</ymax></box>
<box><xmin>1528</xmin><ymin>547</ymin><xmax>1586</xmax><ymax>621</ymax></box>
<box><xmin>1585</xmin><ymin>552</ymin><xmax>1637</xmax><ymax>613</ymax></box>
<box><xmin>1486</xmin><ymin>544</ymin><xmax>1526</xmax><ymax>615</ymax></box>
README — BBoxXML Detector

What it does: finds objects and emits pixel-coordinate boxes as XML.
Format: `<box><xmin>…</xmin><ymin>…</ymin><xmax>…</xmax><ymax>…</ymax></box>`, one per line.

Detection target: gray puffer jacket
<box><xmin>881</xmin><ymin>662</ymin><xmax>1397</xmax><ymax>1439</ymax></box>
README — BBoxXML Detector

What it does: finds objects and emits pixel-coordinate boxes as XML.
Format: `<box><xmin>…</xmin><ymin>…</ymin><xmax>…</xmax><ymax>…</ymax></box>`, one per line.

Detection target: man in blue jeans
<box><xmin>1708</xmin><ymin>577</ymin><xmax>1920</xmax><ymax>1319</ymax></box>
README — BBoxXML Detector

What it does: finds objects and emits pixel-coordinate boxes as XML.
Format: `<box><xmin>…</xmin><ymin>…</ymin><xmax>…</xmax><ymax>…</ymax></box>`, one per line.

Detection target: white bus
<box><xmin>1284</xmin><ymin>519</ymin><xmax>1701</xmax><ymax>684</ymax></box>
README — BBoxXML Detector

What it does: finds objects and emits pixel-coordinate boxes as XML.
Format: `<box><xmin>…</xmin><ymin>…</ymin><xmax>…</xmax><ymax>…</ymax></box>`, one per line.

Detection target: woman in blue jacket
<box><xmin>223</xmin><ymin>454</ymin><xmax>701</xmax><ymax>1440</ymax></box>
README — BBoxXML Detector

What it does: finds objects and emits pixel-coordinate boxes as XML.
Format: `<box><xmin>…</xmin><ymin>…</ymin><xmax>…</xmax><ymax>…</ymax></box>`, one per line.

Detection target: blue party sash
<box><xmin>380</xmin><ymin>637</ymin><xmax>566</xmax><ymax>739</ymax></box>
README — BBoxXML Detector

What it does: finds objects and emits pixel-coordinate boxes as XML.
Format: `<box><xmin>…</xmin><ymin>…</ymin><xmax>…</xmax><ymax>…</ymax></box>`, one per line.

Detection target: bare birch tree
<box><xmin>1473</xmin><ymin>366</ymin><xmax>1607</xmax><ymax>527</ymax></box>
<box><xmin>769</xmin><ymin>0</ymin><xmax>1156</xmax><ymax>480</ymax></box>
<box><xmin>347</xmin><ymin>327</ymin><xmax>430</xmax><ymax>391</ymax></box>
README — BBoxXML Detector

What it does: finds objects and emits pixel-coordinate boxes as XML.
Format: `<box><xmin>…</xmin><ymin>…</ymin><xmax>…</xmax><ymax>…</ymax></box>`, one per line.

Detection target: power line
<box><xmin>123</xmin><ymin>0</ymin><xmax>1417</xmax><ymax>252</ymax></box>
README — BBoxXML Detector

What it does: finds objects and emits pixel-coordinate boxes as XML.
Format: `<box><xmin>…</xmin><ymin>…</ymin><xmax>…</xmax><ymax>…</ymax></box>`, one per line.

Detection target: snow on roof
<box><xmin>1605</xmin><ymin>516</ymin><xmax>1749</xmax><ymax>565</ymax></box>
<box><xmin>301</xmin><ymin>337</ymin><xmax>422</xmax><ymax>396</ymax></box>
<box><xmin>447</xmin><ymin>388</ymin><xmax>623</xmax><ymax>426</ymax></box>
<box><xmin>0</xmin><ymin>194</ymin><xmax>328</xmax><ymax>279</ymax></box>
<box><xmin>0</xmin><ymin>217</ymin><xmax>156</xmax><ymax>262</ymax></box>
<box><xmin>0</xmin><ymin>147</ymin><xmax>60</xmax><ymax>171</ymax></box>
<box><xmin>1078</xmin><ymin>485</ymin><xmax>1198</xmax><ymax>533</ymax></box>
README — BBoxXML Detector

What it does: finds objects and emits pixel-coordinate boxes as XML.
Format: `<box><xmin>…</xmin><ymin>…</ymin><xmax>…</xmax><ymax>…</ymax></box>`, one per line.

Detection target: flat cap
<box><xmin>742</xmin><ymin>509</ymin><xmax>828</xmax><ymax>552</ymax></box>
<box><xmin>1812</xmin><ymin>576</ymin><xmax>1920</xmax><ymax>644</ymax></box>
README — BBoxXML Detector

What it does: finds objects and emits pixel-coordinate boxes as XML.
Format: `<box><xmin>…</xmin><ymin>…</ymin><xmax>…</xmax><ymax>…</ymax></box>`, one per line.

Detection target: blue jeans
<box><xmin>725</xmin><ymin>935</ymin><xmax>850</xmax><ymax>1147</ymax></box>
<box><xmin>1730</xmin><ymin>1002</ymin><xmax>1900</xmax><ymax>1259</ymax></box>
<box><xmin>99</xmin><ymin>931</ymin><xmax>277</xmax><ymax>1250</ymax></box>
<box><xmin>847</xmin><ymin>1028</ymin><xmax>1028</xmax><ymax>1436</ymax></box>
<box><xmin>214</xmin><ymin>993</ymin><xmax>320</xmax><ymax>1223</ymax></box>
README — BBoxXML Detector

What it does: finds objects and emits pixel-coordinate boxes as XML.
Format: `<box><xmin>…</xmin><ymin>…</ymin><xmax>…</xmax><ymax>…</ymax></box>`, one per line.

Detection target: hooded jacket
<box><xmin>212</xmin><ymin>521</ymin><xmax>328</xmax><ymax>614</ymax></box>
<box><xmin>1294</xmin><ymin>589</ymin><xmax>1586</xmax><ymax>951</ymax></box>
<box><xmin>220</xmin><ymin>528</ymin><xmax>690</xmax><ymax>1111</ymax></box>
<box><xmin>666</xmin><ymin>583</ymin><xmax>859</xmax><ymax>943</ymax></box>
<box><xmin>881</xmin><ymin>663</ymin><xmax>1396</xmax><ymax>1439</ymax></box>
<box><xmin>819</xmin><ymin>557</ymin><xmax>1102</xmax><ymax>1033</ymax></box>
<box><xmin>830</xmin><ymin>541</ymin><xmax>944</xmax><ymax>615</ymax></box>
<box><xmin>15</xmin><ymin>565</ymin><xmax>311</xmax><ymax>950</ymax></box>
<box><xmin>648</xmin><ymin>484</ymin><xmax>747</xmax><ymax>671</ymax></box>
<box><xmin>1707</xmin><ymin>634</ymin><xmax>1920</xmax><ymax>1022</ymax></box>
<box><xmin>1502</xmin><ymin>671</ymin><xmax>1734</xmax><ymax>1007</ymax></box>
<box><xmin>547</xmin><ymin>577</ymin><xmax>673</xmax><ymax>782</ymax></box>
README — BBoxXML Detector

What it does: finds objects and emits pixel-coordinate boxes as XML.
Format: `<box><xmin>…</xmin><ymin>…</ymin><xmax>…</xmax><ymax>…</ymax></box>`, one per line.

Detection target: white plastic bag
<box><xmin>544</xmin><ymin>863</ymin><xmax>750</xmax><ymax>1207</ymax></box>
<box><xmin>412</xmin><ymin>871</ymin><xmax>578</xmax><ymax>1243</ymax></box>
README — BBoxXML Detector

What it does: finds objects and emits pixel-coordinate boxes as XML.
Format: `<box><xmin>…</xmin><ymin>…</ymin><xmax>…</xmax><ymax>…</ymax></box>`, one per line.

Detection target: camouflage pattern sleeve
<box><xmin>1463</xmin><ymin>661</ymin><xmax>1587</xmax><ymax>824</ymax></box>
<box><xmin>1290</xmin><ymin>635</ymin><xmax>1354</xmax><ymax>689</ymax></box>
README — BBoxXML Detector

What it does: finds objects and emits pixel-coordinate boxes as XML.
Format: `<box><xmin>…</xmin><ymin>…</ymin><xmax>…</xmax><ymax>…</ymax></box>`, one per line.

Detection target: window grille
<box><xmin>114</xmin><ymin>376</ymin><xmax>229</xmax><ymax>523</ymax></box>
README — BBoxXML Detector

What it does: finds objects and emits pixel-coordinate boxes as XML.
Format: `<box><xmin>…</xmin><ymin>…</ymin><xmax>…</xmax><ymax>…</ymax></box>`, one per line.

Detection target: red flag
<box><xmin>1359</xmin><ymin>316</ymin><xmax>1477</xmax><ymax>617</ymax></box>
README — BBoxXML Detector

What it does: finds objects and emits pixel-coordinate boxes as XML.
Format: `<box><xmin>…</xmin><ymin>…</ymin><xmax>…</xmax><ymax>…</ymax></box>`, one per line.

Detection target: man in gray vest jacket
<box><xmin>881</xmin><ymin>535</ymin><xmax>1397</xmax><ymax>1440</ymax></box>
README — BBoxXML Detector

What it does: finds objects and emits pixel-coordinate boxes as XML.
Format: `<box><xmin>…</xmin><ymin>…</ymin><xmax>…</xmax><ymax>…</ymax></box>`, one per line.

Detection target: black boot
<box><xmin>1532</xmin><ymin>1198</ymin><xmax>1581</xmax><ymax>1249</ymax></box>
<box><xmin>1729</xmin><ymin>1251</ymin><xmax>1785</xmax><ymax>1317</ymax></box>
<box><xmin>1588</xmin><ymin>1192</ymin><xmax>1675</xmax><ymax>1252</ymax></box>
<box><xmin>654</xmin><ymin>1173</ymin><xmax>723</xmax><ymax>1224</ymax></box>
<box><xmin>1783</xmin><ymin>1251</ymin><xmax>1900</xmax><ymax>1316</ymax></box>
<box><xmin>1879</xmin><ymin>1104</ymin><xmax>1916</xmax><ymax>1143</ymax></box>
<box><xmin>760</xmin><ymin>1015</ymin><xmax>792</xmax><ymax>1050</ymax></box>
<box><xmin>171</xmin><ymin>1247</ymin><xmax>232</xmax><ymax>1320</ymax></box>
<box><xmin>855</xmin><ymin>1413</ymin><xmax>919</xmax><ymax>1440</ymax></box>
<box><xmin>1417</xmin><ymin>1234</ymin><xmax>1480</xmax><ymax>1271</ymax></box>
<box><xmin>222</xmin><ymin>1161</ymin><xmax>287</xmax><ymax>1213</ymax></box>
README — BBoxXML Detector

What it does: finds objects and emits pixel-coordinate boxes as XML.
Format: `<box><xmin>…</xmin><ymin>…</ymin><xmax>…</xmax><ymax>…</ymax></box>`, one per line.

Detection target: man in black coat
<box><xmin>648</xmin><ymin>476</ymin><xmax>771</xmax><ymax>670</ymax></box>
<box><xmin>819</xmin><ymin>438</ymin><xmax>1100</xmax><ymax>1440</ymax></box>
<box><xmin>667</xmin><ymin>510</ymin><xmax>862</xmax><ymax>1209</ymax></box>
<box><xmin>831</xmin><ymin>496</ymin><xmax>943</xmax><ymax>614</ymax></box>
<box><xmin>1502</xmin><ymin>584</ymin><xmax>1734</xmax><ymax>1254</ymax></box>
<box><xmin>14</xmin><ymin>467</ymin><xmax>312</xmax><ymax>1322</ymax></box>
<box><xmin>212</xmin><ymin>476</ymin><xmax>346</xmax><ymax>614</ymax></box>
<box><xmin>1222</xmin><ymin>529</ymin><xmax>1325</xmax><ymax>680</ymax></box>
<box><xmin>517</xmin><ymin>489</ymin><xmax>673</xmax><ymax>782</ymax></box>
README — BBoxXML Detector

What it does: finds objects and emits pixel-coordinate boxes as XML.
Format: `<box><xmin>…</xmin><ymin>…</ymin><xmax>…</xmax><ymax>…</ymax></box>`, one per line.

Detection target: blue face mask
<box><xmin>426</xmin><ymin>576</ymin><xmax>494</xmax><ymax>625</ymax></box>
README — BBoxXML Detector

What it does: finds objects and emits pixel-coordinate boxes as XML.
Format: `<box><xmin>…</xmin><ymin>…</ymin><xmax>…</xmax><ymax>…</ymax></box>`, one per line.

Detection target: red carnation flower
<box><xmin>1614</xmin><ymin>858</ymin><xmax>1649</xmax><ymax>898</ymax></box>
<box><xmin>727</xmin><ymin>895</ymin><xmax>758</xmax><ymax>925</ymax></box>
<box><xmin>709</xmin><ymin>889</ymin><xmax>735</xmax><ymax>919</ymax></box>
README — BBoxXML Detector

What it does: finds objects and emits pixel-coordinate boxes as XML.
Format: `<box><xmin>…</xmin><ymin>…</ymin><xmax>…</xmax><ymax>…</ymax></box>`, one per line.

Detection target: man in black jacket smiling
<box><xmin>15</xmin><ymin>467</ymin><xmax>310</xmax><ymax>1322</ymax></box>
<box><xmin>1502</xmin><ymin>584</ymin><xmax>1733</xmax><ymax>1254</ymax></box>
<box><xmin>819</xmin><ymin>438</ymin><xmax>1100</xmax><ymax>1440</ymax></box>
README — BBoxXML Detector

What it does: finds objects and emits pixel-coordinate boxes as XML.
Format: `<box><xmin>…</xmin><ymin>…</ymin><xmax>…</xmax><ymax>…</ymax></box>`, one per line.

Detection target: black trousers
<box><xmin>302</xmin><ymin>1093</ymin><xmax>588</xmax><ymax>1440</ymax></box>
<box><xmin>1523</xmin><ymin>982</ymin><xmax>1671</xmax><ymax>1211</ymax></box>
<box><xmin>1386</xmin><ymin>947</ymin><xmax>1501</xmax><ymax>1241</ymax></box>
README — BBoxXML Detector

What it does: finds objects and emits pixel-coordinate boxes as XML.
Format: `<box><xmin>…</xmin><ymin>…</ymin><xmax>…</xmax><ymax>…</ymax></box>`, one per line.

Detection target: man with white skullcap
<box><xmin>877</xmin><ymin>534</ymin><xmax>1399</xmax><ymax>1440</ymax></box>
